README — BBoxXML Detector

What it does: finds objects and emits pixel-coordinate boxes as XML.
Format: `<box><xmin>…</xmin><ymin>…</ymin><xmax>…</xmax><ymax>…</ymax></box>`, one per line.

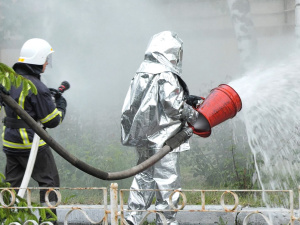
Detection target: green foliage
<box><xmin>48</xmin><ymin>116</ymin><xmax>136</xmax><ymax>193</ymax></box>
<box><xmin>0</xmin><ymin>63</ymin><xmax>37</xmax><ymax>96</ymax></box>
<box><xmin>0</xmin><ymin>172</ymin><xmax>57</xmax><ymax>224</ymax></box>
<box><xmin>181</xmin><ymin>121</ymin><xmax>257</xmax><ymax>190</ymax></box>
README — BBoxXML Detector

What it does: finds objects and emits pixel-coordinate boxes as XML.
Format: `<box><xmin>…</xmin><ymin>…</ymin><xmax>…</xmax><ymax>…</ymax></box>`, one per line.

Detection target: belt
<box><xmin>3</xmin><ymin>117</ymin><xmax>32</xmax><ymax>129</ymax></box>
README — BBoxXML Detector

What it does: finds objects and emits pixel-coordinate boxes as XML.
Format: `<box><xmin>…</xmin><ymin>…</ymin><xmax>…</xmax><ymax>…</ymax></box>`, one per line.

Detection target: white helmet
<box><xmin>18</xmin><ymin>38</ymin><xmax>54</xmax><ymax>65</ymax></box>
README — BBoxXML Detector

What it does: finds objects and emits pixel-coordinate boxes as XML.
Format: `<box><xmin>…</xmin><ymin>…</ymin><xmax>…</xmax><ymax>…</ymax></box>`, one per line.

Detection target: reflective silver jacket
<box><xmin>121</xmin><ymin>31</ymin><xmax>198</xmax><ymax>152</ymax></box>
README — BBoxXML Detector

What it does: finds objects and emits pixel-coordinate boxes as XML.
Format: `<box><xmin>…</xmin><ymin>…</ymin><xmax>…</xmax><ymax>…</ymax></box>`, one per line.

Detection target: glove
<box><xmin>185</xmin><ymin>95</ymin><xmax>204</xmax><ymax>108</ymax></box>
<box><xmin>55</xmin><ymin>95</ymin><xmax>67</xmax><ymax>121</ymax></box>
<box><xmin>49</xmin><ymin>88</ymin><xmax>61</xmax><ymax>99</ymax></box>
<box><xmin>55</xmin><ymin>95</ymin><xmax>67</xmax><ymax>111</ymax></box>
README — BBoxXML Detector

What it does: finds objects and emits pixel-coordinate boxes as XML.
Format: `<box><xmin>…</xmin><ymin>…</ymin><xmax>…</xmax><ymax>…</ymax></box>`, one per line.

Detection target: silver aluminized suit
<box><xmin>121</xmin><ymin>31</ymin><xmax>198</xmax><ymax>225</ymax></box>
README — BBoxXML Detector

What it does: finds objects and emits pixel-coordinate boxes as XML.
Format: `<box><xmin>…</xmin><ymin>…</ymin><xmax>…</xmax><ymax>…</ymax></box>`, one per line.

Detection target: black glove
<box><xmin>49</xmin><ymin>88</ymin><xmax>61</xmax><ymax>99</ymax></box>
<box><xmin>55</xmin><ymin>95</ymin><xmax>67</xmax><ymax>111</ymax></box>
<box><xmin>185</xmin><ymin>95</ymin><xmax>203</xmax><ymax>108</ymax></box>
<box><xmin>55</xmin><ymin>95</ymin><xmax>67</xmax><ymax>121</ymax></box>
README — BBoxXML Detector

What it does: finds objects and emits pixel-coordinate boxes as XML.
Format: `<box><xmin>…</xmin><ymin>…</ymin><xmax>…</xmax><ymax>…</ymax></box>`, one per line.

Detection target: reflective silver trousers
<box><xmin>126</xmin><ymin>149</ymin><xmax>181</xmax><ymax>225</ymax></box>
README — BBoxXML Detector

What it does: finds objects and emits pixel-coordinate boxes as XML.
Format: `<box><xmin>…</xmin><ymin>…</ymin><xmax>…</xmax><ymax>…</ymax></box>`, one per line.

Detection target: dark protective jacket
<box><xmin>2</xmin><ymin>63</ymin><xmax>63</xmax><ymax>155</ymax></box>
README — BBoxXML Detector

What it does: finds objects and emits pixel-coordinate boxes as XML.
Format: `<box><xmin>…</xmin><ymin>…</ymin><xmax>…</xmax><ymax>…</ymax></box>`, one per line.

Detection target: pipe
<box><xmin>0</xmin><ymin>92</ymin><xmax>192</xmax><ymax>180</ymax></box>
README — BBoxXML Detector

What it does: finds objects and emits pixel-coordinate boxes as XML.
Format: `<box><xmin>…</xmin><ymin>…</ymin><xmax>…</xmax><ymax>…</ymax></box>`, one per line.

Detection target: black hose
<box><xmin>0</xmin><ymin>93</ymin><xmax>193</xmax><ymax>180</ymax></box>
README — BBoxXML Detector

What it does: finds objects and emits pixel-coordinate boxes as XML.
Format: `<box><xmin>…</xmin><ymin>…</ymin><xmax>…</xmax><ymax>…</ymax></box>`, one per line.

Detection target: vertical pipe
<box><xmin>110</xmin><ymin>183</ymin><xmax>119</xmax><ymax>225</ymax></box>
<box><xmin>295</xmin><ymin>0</ymin><xmax>300</xmax><ymax>48</ymax></box>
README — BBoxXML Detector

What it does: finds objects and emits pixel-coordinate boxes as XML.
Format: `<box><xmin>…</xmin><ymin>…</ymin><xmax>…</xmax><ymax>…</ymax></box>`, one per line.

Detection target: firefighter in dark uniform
<box><xmin>2</xmin><ymin>38</ymin><xmax>67</xmax><ymax>224</ymax></box>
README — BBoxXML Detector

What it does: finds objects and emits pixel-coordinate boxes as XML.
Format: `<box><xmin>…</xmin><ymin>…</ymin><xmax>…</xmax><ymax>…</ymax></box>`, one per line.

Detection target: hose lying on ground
<box><xmin>0</xmin><ymin>93</ymin><xmax>193</xmax><ymax>180</ymax></box>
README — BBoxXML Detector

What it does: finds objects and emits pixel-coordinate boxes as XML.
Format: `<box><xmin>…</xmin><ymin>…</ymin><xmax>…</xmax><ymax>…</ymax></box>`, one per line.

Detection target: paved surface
<box><xmin>55</xmin><ymin>205</ymin><xmax>300</xmax><ymax>225</ymax></box>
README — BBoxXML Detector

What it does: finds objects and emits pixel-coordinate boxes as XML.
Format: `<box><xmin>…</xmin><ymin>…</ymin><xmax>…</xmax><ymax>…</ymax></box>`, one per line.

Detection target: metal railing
<box><xmin>1</xmin><ymin>184</ymin><xmax>300</xmax><ymax>225</ymax></box>
<box><xmin>0</xmin><ymin>187</ymin><xmax>108</xmax><ymax>225</ymax></box>
<box><xmin>119</xmin><ymin>187</ymin><xmax>296</xmax><ymax>225</ymax></box>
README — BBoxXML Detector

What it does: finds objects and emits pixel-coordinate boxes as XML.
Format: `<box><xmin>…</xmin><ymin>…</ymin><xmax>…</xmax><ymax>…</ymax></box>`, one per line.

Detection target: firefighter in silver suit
<box><xmin>121</xmin><ymin>31</ymin><xmax>199</xmax><ymax>225</ymax></box>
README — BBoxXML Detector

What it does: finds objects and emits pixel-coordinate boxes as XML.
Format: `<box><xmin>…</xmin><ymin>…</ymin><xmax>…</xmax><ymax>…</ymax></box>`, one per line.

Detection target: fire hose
<box><xmin>0</xmin><ymin>92</ymin><xmax>193</xmax><ymax>180</ymax></box>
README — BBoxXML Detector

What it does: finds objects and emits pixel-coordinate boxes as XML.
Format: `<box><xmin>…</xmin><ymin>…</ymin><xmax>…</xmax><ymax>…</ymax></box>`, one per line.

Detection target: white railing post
<box><xmin>290</xmin><ymin>190</ymin><xmax>294</xmax><ymax>225</ymax></box>
<box><xmin>110</xmin><ymin>183</ymin><xmax>119</xmax><ymax>225</ymax></box>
